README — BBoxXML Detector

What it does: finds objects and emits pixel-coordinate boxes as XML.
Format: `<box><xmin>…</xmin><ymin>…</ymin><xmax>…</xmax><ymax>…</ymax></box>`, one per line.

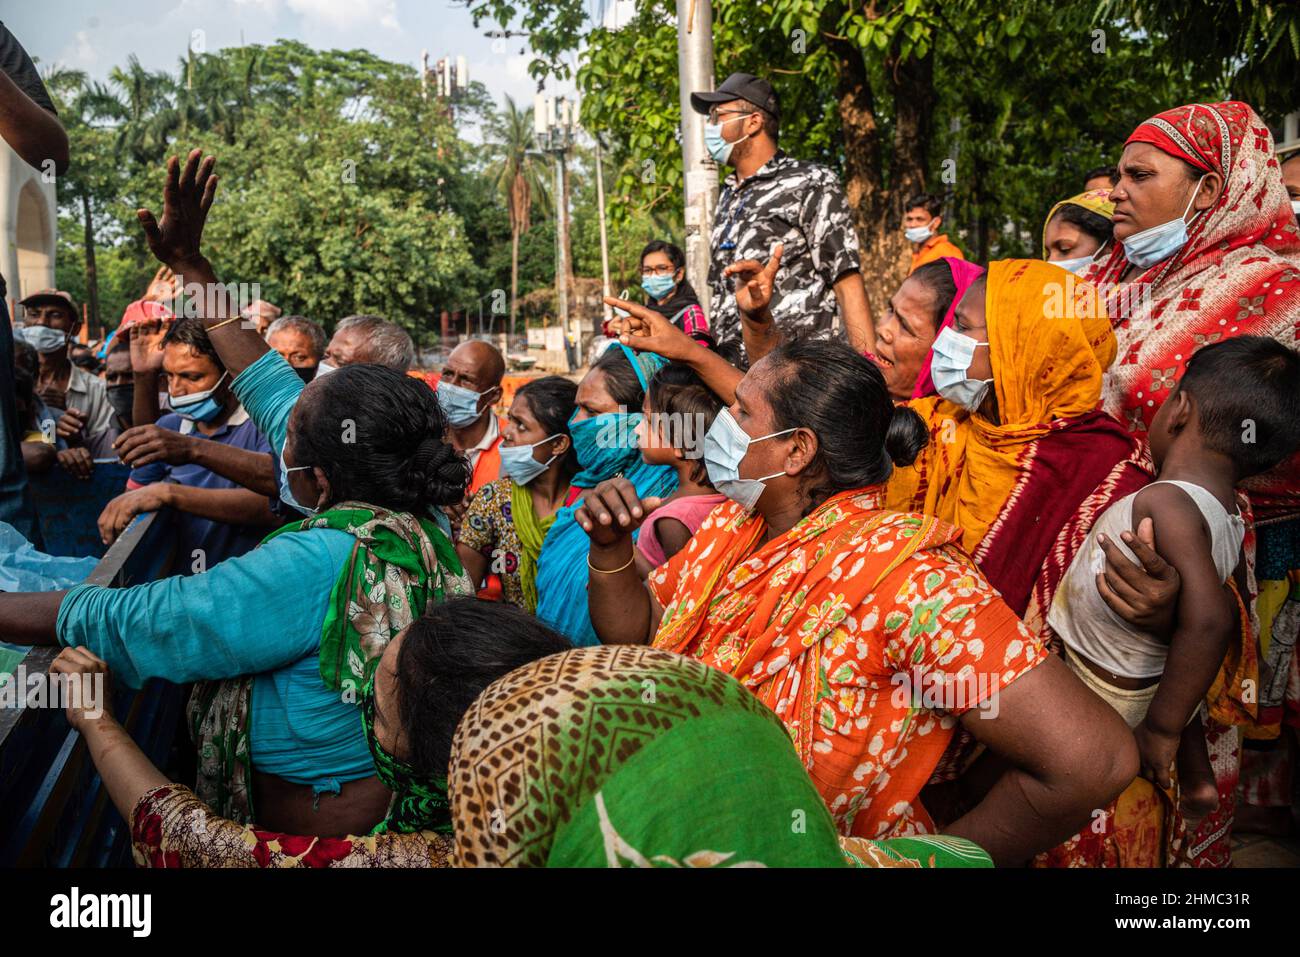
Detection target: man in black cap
<box><xmin>691</xmin><ymin>72</ymin><xmax>870</xmax><ymax>349</ymax></box>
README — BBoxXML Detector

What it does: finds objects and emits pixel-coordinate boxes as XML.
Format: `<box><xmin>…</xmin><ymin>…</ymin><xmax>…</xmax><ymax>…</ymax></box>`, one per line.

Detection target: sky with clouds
<box><xmin>3</xmin><ymin>0</ymin><xmax>639</xmax><ymax>112</ymax></box>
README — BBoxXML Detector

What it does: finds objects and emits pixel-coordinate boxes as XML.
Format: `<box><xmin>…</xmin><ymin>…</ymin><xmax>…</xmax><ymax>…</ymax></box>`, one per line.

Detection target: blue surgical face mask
<box><xmin>641</xmin><ymin>274</ymin><xmax>676</xmax><ymax>300</ymax></box>
<box><xmin>169</xmin><ymin>371</ymin><xmax>229</xmax><ymax>423</ymax></box>
<box><xmin>437</xmin><ymin>380</ymin><xmax>487</xmax><ymax>428</ymax></box>
<box><xmin>16</xmin><ymin>324</ymin><xmax>69</xmax><ymax>354</ymax></box>
<box><xmin>569</xmin><ymin>411</ymin><xmax>641</xmax><ymax>485</ymax></box>
<box><xmin>1052</xmin><ymin>253</ymin><xmax>1095</xmax><ymax>275</ymax></box>
<box><xmin>1122</xmin><ymin>174</ymin><xmax>1206</xmax><ymax>270</ymax></box>
<box><xmin>704</xmin><ymin>113</ymin><xmax>751</xmax><ymax>166</ymax></box>
<box><xmin>904</xmin><ymin>223</ymin><xmax>935</xmax><ymax>244</ymax></box>
<box><xmin>930</xmin><ymin>326</ymin><xmax>993</xmax><ymax>413</ymax></box>
<box><xmin>279</xmin><ymin>457</ymin><xmax>318</xmax><ymax>516</ymax></box>
<box><xmin>702</xmin><ymin>408</ymin><xmax>795</xmax><ymax>511</ymax></box>
<box><xmin>500</xmin><ymin>434</ymin><xmax>562</xmax><ymax>486</ymax></box>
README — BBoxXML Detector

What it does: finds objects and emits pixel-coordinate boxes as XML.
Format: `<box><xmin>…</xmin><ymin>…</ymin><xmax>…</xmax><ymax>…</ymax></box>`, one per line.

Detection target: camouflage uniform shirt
<box><xmin>708</xmin><ymin>150</ymin><xmax>861</xmax><ymax>343</ymax></box>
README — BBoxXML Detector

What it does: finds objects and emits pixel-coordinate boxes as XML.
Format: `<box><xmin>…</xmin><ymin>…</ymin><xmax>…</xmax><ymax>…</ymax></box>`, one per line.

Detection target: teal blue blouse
<box><xmin>57</xmin><ymin>350</ymin><xmax>373</xmax><ymax>793</ymax></box>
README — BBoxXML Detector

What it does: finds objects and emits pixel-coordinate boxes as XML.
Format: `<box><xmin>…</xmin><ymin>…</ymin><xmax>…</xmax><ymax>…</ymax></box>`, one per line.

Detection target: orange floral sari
<box><xmin>648</xmin><ymin>487</ymin><xmax>1046</xmax><ymax>839</ymax></box>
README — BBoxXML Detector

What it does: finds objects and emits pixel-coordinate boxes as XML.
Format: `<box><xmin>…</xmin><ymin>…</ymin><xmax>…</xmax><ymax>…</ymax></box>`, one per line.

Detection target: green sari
<box><xmin>189</xmin><ymin>502</ymin><xmax>472</xmax><ymax>823</ymax></box>
<box><xmin>449</xmin><ymin>645</ymin><xmax>991</xmax><ymax>868</ymax></box>
<box><xmin>509</xmin><ymin>479</ymin><xmax>557</xmax><ymax>614</ymax></box>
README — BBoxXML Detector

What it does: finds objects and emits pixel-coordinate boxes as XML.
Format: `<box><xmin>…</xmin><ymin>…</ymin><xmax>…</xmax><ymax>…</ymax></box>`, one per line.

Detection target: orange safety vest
<box><xmin>467</xmin><ymin>428</ymin><xmax>505</xmax><ymax>600</ymax></box>
<box><xmin>468</xmin><ymin>431</ymin><xmax>503</xmax><ymax>495</ymax></box>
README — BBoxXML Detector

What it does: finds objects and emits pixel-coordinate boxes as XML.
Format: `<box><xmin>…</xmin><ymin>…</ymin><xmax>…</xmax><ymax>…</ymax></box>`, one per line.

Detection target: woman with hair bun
<box><xmin>574</xmin><ymin>335</ymin><xmax>1139</xmax><ymax>865</ymax></box>
<box><xmin>0</xmin><ymin>148</ymin><xmax>475</xmax><ymax>840</ymax></box>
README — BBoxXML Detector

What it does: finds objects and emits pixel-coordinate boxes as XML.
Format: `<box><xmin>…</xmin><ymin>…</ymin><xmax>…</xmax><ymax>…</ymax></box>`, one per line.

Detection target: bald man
<box><xmin>436</xmin><ymin>340</ymin><xmax>506</xmax><ymax>494</ymax></box>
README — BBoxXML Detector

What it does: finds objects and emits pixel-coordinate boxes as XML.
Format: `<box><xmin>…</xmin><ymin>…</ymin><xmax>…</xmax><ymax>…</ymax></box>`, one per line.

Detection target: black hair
<box><xmin>12</xmin><ymin>338</ymin><xmax>38</xmax><ymax>379</ymax></box>
<box><xmin>763</xmin><ymin>339</ymin><xmax>927</xmax><ymax>513</ymax></box>
<box><xmin>294</xmin><ymin>364</ymin><xmax>469</xmax><ymax>510</ymax></box>
<box><xmin>906</xmin><ymin>192</ymin><xmax>943</xmax><ymax>218</ymax></box>
<box><xmin>1177</xmin><ymin>336</ymin><xmax>1300</xmax><ymax>479</ymax></box>
<box><xmin>640</xmin><ymin>240</ymin><xmax>686</xmax><ymax>272</ymax></box>
<box><xmin>1083</xmin><ymin>165</ymin><xmax>1119</xmax><ymax>188</ymax></box>
<box><xmin>906</xmin><ymin>260</ymin><xmax>960</xmax><ymax>332</ymax></box>
<box><xmin>12</xmin><ymin>340</ymin><xmax>41</xmax><ymax>429</ymax></box>
<box><xmin>711</xmin><ymin>338</ymin><xmax>749</xmax><ymax>372</ymax></box>
<box><xmin>69</xmin><ymin>344</ymin><xmax>101</xmax><ymax>373</ymax></box>
<box><xmin>514</xmin><ymin>375</ymin><xmax>579</xmax><ymax>479</ymax></box>
<box><xmin>647</xmin><ymin>362</ymin><xmax>724</xmax><ymax>487</ymax></box>
<box><xmin>162</xmin><ymin>316</ymin><xmax>224</xmax><ymax>371</ymax></box>
<box><xmin>1050</xmin><ymin>202</ymin><xmax>1114</xmax><ymax>249</ymax></box>
<box><xmin>756</xmin><ymin>106</ymin><xmax>779</xmax><ymax>145</ymax></box>
<box><xmin>395</xmin><ymin>598</ymin><xmax>571</xmax><ymax>775</ymax></box>
<box><xmin>591</xmin><ymin>344</ymin><xmax>646</xmax><ymax>409</ymax></box>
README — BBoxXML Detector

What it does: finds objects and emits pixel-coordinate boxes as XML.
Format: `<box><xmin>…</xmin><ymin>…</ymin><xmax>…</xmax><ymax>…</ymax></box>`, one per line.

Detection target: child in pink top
<box><xmin>633</xmin><ymin>363</ymin><xmax>727</xmax><ymax>574</ymax></box>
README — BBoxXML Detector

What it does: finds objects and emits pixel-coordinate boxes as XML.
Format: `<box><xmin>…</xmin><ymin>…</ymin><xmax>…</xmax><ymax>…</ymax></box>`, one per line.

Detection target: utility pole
<box><xmin>594</xmin><ymin>137</ymin><xmax>612</xmax><ymax>327</ymax></box>
<box><xmin>536</xmin><ymin>94</ymin><xmax>578</xmax><ymax>370</ymax></box>
<box><xmin>676</xmin><ymin>0</ymin><xmax>717</xmax><ymax>315</ymax></box>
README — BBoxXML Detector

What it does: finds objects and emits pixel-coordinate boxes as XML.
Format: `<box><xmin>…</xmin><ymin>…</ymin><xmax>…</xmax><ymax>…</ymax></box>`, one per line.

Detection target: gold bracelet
<box><xmin>587</xmin><ymin>551</ymin><xmax>635</xmax><ymax>575</ymax></box>
<box><xmin>207</xmin><ymin>314</ymin><xmax>246</xmax><ymax>332</ymax></box>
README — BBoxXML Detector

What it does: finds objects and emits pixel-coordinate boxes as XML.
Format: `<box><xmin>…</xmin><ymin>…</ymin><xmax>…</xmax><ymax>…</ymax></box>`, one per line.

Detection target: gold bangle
<box><xmin>587</xmin><ymin>551</ymin><xmax>635</xmax><ymax>575</ymax></box>
<box><xmin>207</xmin><ymin>314</ymin><xmax>246</xmax><ymax>332</ymax></box>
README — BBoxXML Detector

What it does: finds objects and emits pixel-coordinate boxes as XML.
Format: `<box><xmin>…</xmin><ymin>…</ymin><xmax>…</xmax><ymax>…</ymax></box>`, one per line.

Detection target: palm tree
<box><xmin>43</xmin><ymin>68</ymin><xmax>124</xmax><ymax>332</ymax></box>
<box><xmin>485</xmin><ymin>96</ymin><xmax>551</xmax><ymax>336</ymax></box>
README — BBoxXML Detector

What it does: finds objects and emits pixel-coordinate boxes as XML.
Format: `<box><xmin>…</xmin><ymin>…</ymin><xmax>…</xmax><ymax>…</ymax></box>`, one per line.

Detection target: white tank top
<box><xmin>1046</xmin><ymin>480</ymin><xmax>1244</xmax><ymax>680</ymax></box>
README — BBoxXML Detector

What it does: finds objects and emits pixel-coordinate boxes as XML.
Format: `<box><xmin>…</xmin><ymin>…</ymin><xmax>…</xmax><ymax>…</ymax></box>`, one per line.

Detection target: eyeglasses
<box><xmin>707</xmin><ymin>107</ymin><xmax>752</xmax><ymax>125</ymax></box>
<box><xmin>640</xmin><ymin>265</ymin><xmax>677</xmax><ymax>277</ymax></box>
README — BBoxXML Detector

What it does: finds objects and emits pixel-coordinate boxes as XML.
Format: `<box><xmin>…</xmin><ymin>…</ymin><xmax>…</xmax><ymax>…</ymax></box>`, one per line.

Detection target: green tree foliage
<box><xmin>466</xmin><ymin>0</ymin><xmax>1294</xmax><ymax>306</ymax></box>
<box><xmin>49</xmin><ymin>42</ymin><xmax>571</xmax><ymax>342</ymax></box>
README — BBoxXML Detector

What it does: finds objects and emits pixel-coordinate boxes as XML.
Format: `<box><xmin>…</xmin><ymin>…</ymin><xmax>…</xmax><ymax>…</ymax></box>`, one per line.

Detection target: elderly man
<box><xmin>15</xmin><ymin>290</ymin><xmax>116</xmax><ymax>457</ymax></box>
<box><xmin>320</xmin><ymin>314</ymin><xmax>415</xmax><ymax>373</ymax></box>
<box><xmin>266</xmin><ymin>315</ymin><xmax>326</xmax><ymax>382</ymax></box>
<box><xmin>240</xmin><ymin>299</ymin><xmax>281</xmax><ymax>338</ymax></box>
<box><xmin>436</xmin><ymin>339</ymin><xmax>505</xmax><ymax>494</ymax></box>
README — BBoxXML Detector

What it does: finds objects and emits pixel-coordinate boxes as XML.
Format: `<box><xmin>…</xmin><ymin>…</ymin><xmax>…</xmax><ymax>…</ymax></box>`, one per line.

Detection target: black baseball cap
<box><xmin>690</xmin><ymin>72</ymin><xmax>780</xmax><ymax>122</ymax></box>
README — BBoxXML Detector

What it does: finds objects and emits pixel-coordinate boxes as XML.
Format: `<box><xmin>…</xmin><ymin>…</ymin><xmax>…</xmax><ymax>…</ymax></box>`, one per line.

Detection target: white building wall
<box><xmin>0</xmin><ymin>137</ymin><xmax>57</xmax><ymax>316</ymax></box>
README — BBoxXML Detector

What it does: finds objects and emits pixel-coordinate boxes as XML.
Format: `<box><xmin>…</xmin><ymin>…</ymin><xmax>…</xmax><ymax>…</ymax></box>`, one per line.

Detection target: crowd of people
<box><xmin>2</xmin><ymin>33</ymin><xmax>1300</xmax><ymax>869</ymax></box>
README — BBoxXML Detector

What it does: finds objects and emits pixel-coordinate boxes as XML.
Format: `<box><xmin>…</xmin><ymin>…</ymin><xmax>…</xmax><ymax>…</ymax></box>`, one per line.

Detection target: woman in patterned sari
<box><xmin>0</xmin><ymin>149</ymin><xmax>473</xmax><ymax>836</ymax></box>
<box><xmin>1084</xmin><ymin>101</ymin><xmax>1300</xmax><ymax>864</ymax></box>
<box><xmin>887</xmin><ymin>259</ymin><xmax>1152</xmax><ymax>634</ymax></box>
<box><xmin>50</xmin><ymin>600</ymin><xmax>570</xmax><ymax>868</ymax></box>
<box><xmin>574</xmin><ymin>336</ymin><xmax>1138</xmax><ymax>864</ymax></box>
<box><xmin>450</xmin><ymin>644</ymin><xmax>991</xmax><ymax>868</ymax></box>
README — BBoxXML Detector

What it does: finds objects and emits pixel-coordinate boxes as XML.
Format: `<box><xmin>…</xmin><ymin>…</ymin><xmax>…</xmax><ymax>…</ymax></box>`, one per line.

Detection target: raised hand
<box><xmin>724</xmin><ymin>242</ymin><xmax>783</xmax><ymax>319</ymax></box>
<box><xmin>127</xmin><ymin>317</ymin><xmax>168</xmax><ymax>375</ymax></box>
<box><xmin>602</xmin><ymin>296</ymin><xmax>696</xmax><ymax>362</ymax></box>
<box><xmin>137</xmin><ymin>149</ymin><xmax>218</xmax><ymax>270</ymax></box>
<box><xmin>143</xmin><ymin>265</ymin><xmax>179</xmax><ymax>304</ymax></box>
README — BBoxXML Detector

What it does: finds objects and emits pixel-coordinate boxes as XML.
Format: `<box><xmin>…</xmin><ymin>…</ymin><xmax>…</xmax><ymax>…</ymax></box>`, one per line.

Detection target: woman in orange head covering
<box><xmin>891</xmin><ymin>258</ymin><xmax>1151</xmax><ymax>629</ymax></box>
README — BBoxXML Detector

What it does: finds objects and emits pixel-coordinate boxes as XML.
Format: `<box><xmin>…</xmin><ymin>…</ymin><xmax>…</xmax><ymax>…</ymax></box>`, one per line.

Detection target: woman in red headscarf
<box><xmin>1080</xmin><ymin>101</ymin><xmax>1300</xmax><ymax>867</ymax></box>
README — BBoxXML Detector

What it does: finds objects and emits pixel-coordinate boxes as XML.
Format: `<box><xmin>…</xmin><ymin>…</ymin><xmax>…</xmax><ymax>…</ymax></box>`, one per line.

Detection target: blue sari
<box><xmin>535</xmin><ymin>345</ymin><xmax>677</xmax><ymax>646</ymax></box>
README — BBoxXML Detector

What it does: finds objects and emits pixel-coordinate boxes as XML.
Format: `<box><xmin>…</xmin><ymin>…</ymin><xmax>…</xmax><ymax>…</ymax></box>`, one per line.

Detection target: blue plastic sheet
<box><xmin>0</xmin><ymin>520</ymin><xmax>98</xmax><ymax>593</ymax></box>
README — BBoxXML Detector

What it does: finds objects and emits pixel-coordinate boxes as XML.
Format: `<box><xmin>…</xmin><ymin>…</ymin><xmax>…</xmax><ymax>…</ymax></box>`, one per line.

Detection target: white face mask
<box><xmin>1051</xmin><ymin>253</ymin><xmax>1095</xmax><ymax>275</ymax></box>
<box><xmin>930</xmin><ymin>326</ymin><xmax>993</xmax><ymax>412</ymax></box>
<box><xmin>1122</xmin><ymin>174</ymin><xmax>1205</xmax><ymax>270</ymax></box>
<box><xmin>702</xmin><ymin>408</ymin><xmax>796</xmax><ymax>511</ymax></box>
<box><xmin>1291</xmin><ymin>199</ymin><xmax>1300</xmax><ymax>217</ymax></box>
<box><xmin>904</xmin><ymin>222</ymin><xmax>935</xmax><ymax>244</ymax></box>
<box><xmin>314</xmin><ymin>361</ymin><xmax>336</xmax><ymax>378</ymax></box>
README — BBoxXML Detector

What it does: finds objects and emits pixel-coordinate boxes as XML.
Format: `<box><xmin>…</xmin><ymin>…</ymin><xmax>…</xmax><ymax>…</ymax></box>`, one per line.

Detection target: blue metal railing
<box><xmin>0</xmin><ymin>507</ymin><xmax>181</xmax><ymax>867</ymax></box>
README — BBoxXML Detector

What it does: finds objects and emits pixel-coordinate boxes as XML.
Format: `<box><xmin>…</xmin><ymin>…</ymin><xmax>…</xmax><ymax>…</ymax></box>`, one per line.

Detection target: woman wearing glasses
<box><xmin>634</xmin><ymin>240</ymin><xmax>713</xmax><ymax>345</ymax></box>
